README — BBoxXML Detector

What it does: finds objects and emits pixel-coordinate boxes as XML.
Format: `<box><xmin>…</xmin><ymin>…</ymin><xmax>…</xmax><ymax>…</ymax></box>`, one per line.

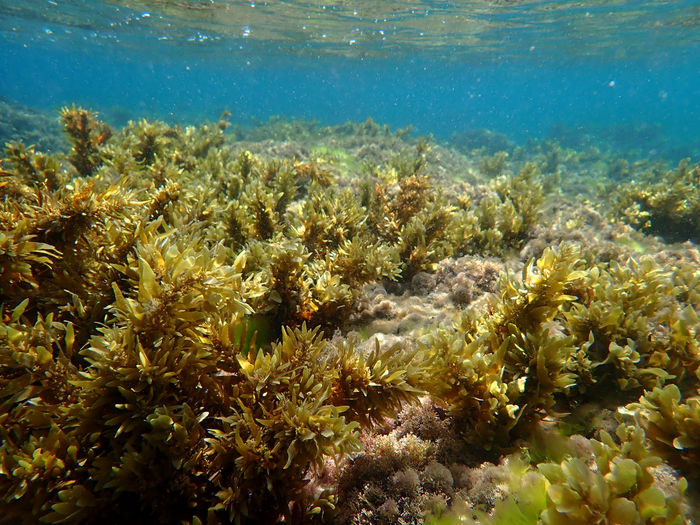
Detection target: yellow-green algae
<box><xmin>1</xmin><ymin>107</ymin><xmax>699</xmax><ymax>524</ymax></box>
<box><xmin>435</xmin><ymin>425</ymin><xmax>687</xmax><ymax>525</ymax></box>
<box><xmin>611</xmin><ymin>159</ymin><xmax>700</xmax><ymax>243</ymax></box>
<box><xmin>0</xmin><ymin>108</ymin><xmax>431</xmax><ymax>523</ymax></box>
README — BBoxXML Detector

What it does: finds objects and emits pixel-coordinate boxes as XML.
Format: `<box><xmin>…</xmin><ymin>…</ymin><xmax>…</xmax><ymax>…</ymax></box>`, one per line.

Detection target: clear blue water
<box><xmin>1</xmin><ymin>0</ymin><xmax>699</xmax><ymax>156</ymax></box>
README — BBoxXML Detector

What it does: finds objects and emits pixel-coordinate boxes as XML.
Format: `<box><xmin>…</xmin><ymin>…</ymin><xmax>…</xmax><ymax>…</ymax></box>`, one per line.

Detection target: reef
<box><xmin>1</xmin><ymin>106</ymin><xmax>699</xmax><ymax>524</ymax></box>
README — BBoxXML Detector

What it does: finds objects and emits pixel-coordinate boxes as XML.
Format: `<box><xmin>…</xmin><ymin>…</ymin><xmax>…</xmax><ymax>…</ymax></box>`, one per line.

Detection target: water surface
<box><xmin>1</xmin><ymin>1</ymin><xmax>699</xmax><ymax>154</ymax></box>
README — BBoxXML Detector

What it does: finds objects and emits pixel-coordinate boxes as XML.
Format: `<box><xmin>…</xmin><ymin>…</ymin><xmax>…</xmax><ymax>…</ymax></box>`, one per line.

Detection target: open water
<box><xmin>1</xmin><ymin>1</ymin><xmax>700</xmax><ymax>156</ymax></box>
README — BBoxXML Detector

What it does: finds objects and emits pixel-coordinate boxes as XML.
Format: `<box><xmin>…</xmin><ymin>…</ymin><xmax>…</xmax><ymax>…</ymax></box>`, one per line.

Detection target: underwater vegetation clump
<box><xmin>627</xmin><ymin>367</ymin><xmax>700</xmax><ymax>478</ymax></box>
<box><xmin>59</xmin><ymin>105</ymin><xmax>112</xmax><ymax>178</ymax></box>
<box><xmin>424</xmin><ymin>242</ymin><xmax>700</xmax><ymax>450</ymax></box>
<box><xmin>364</xmin><ymin>170</ymin><xmax>454</xmax><ymax>280</ymax></box>
<box><xmin>450</xmin><ymin>162</ymin><xmax>545</xmax><ymax>257</ymax></box>
<box><xmin>612</xmin><ymin>159</ymin><xmax>700</xmax><ymax>244</ymax></box>
<box><xmin>359</xmin><ymin>142</ymin><xmax>546</xmax><ymax>279</ymax></box>
<box><xmin>438</xmin><ymin>424</ymin><xmax>688</xmax><ymax>525</ymax></box>
<box><xmin>425</xmin><ymin>244</ymin><xmax>586</xmax><ymax>448</ymax></box>
<box><xmin>0</xmin><ymin>297</ymin><xmax>429</xmax><ymax>522</ymax></box>
<box><xmin>0</xmin><ymin>107</ymin><xmax>438</xmax><ymax>523</ymax></box>
<box><xmin>1</xmin><ymin>107</ymin><xmax>700</xmax><ymax>523</ymax></box>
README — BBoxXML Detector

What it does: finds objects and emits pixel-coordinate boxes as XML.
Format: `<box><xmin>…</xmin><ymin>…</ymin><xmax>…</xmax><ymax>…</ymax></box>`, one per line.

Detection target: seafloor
<box><xmin>1</xmin><ymin>99</ymin><xmax>699</xmax><ymax>524</ymax></box>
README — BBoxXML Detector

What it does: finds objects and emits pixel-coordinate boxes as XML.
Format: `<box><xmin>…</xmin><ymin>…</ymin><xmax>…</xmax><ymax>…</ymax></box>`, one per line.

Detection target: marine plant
<box><xmin>363</xmin><ymin>146</ymin><xmax>457</xmax><ymax>280</ymax></box>
<box><xmin>442</xmin><ymin>424</ymin><xmax>688</xmax><ymax>525</ymax></box>
<box><xmin>451</xmin><ymin>162</ymin><xmax>544</xmax><ymax>256</ymax></box>
<box><xmin>0</xmin><ymin>175</ymin><xmax>142</xmax><ymax>350</ymax></box>
<box><xmin>2</xmin><ymin>141</ymin><xmax>62</xmax><ymax>192</ymax></box>
<box><xmin>3</xmin><ymin>104</ymin><xmax>700</xmax><ymax>524</ymax></box>
<box><xmin>612</xmin><ymin>158</ymin><xmax>700</xmax><ymax>243</ymax></box>
<box><xmin>424</xmin><ymin>243</ymin><xmax>585</xmax><ymax>448</ymax></box>
<box><xmin>294</xmin><ymin>188</ymin><xmax>367</xmax><ymax>256</ymax></box>
<box><xmin>0</xmin><ymin>223</ymin><xmax>430</xmax><ymax>524</ymax></box>
<box><xmin>59</xmin><ymin>105</ymin><xmax>111</xmax><ymax>177</ymax></box>
<box><xmin>203</xmin><ymin>149</ymin><xmax>403</xmax><ymax>328</ymax></box>
<box><xmin>424</xmin><ymin>242</ymin><xmax>700</xmax><ymax>449</ymax></box>
<box><xmin>478</xmin><ymin>151</ymin><xmax>509</xmax><ymax>177</ymax></box>
<box><xmin>243</xmin><ymin>115</ymin><xmax>322</xmax><ymax>142</ymax></box>
<box><xmin>626</xmin><ymin>372</ymin><xmax>700</xmax><ymax>476</ymax></box>
<box><xmin>62</xmin><ymin>115</ymin><xmax>399</xmax><ymax>332</ymax></box>
<box><xmin>0</xmin><ymin>302</ymin><xmax>80</xmax><ymax>524</ymax></box>
<box><xmin>0</xmin><ymin>231</ymin><xmax>58</xmax><ymax>301</ymax></box>
<box><xmin>563</xmin><ymin>256</ymin><xmax>700</xmax><ymax>393</ymax></box>
<box><xmin>450</xmin><ymin>129</ymin><xmax>514</xmax><ymax>155</ymax></box>
<box><xmin>242</xmin><ymin>232</ymin><xmax>399</xmax><ymax>330</ymax></box>
<box><xmin>1</xmin><ymin>108</ymin><xmax>446</xmax><ymax>523</ymax></box>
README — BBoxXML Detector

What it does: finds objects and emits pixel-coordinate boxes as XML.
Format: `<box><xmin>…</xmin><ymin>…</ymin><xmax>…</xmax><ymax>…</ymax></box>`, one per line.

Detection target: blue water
<box><xmin>1</xmin><ymin>1</ymin><xmax>699</xmax><ymax>156</ymax></box>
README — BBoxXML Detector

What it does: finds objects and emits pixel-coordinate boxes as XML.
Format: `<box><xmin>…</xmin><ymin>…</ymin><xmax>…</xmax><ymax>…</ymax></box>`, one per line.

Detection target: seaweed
<box><xmin>0</xmin><ymin>203</ymin><xmax>428</xmax><ymax>523</ymax></box>
<box><xmin>612</xmin><ymin>158</ymin><xmax>700</xmax><ymax>243</ymax></box>
<box><xmin>451</xmin><ymin>162</ymin><xmax>545</xmax><ymax>257</ymax></box>
<box><xmin>363</xmin><ymin>155</ymin><xmax>457</xmax><ymax>280</ymax></box>
<box><xmin>2</xmin><ymin>141</ymin><xmax>62</xmax><ymax>192</ymax></box>
<box><xmin>444</xmin><ymin>425</ymin><xmax>687</xmax><ymax>525</ymax></box>
<box><xmin>2</xmin><ymin>106</ymin><xmax>699</xmax><ymax>524</ymax></box>
<box><xmin>563</xmin><ymin>256</ymin><xmax>700</xmax><ymax>393</ymax></box>
<box><xmin>424</xmin><ymin>242</ymin><xmax>700</xmax><ymax>450</ymax></box>
<box><xmin>478</xmin><ymin>151</ymin><xmax>509</xmax><ymax>178</ymax></box>
<box><xmin>627</xmin><ymin>373</ymin><xmax>700</xmax><ymax>477</ymax></box>
<box><xmin>59</xmin><ymin>105</ymin><xmax>111</xmax><ymax>177</ymax></box>
<box><xmin>1</xmin><ymin>302</ymin><xmax>428</xmax><ymax>523</ymax></box>
<box><xmin>424</xmin><ymin>244</ymin><xmax>585</xmax><ymax>448</ymax></box>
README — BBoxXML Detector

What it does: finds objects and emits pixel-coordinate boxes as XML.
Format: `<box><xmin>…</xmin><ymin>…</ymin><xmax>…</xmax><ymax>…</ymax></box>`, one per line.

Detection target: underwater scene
<box><xmin>1</xmin><ymin>1</ymin><xmax>700</xmax><ymax>524</ymax></box>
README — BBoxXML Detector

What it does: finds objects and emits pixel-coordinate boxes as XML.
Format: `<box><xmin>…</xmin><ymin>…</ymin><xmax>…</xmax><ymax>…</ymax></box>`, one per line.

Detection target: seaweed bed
<box><xmin>1</xmin><ymin>101</ymin><xmax>699</xmax><ymax>524</ymax></box>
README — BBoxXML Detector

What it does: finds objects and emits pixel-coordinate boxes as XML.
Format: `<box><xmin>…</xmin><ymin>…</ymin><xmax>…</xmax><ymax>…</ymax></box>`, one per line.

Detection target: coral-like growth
<box><xmin>334</xmin><ymin>400</ymin><xmax>473</xmax><ymax>524</ymax></box>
